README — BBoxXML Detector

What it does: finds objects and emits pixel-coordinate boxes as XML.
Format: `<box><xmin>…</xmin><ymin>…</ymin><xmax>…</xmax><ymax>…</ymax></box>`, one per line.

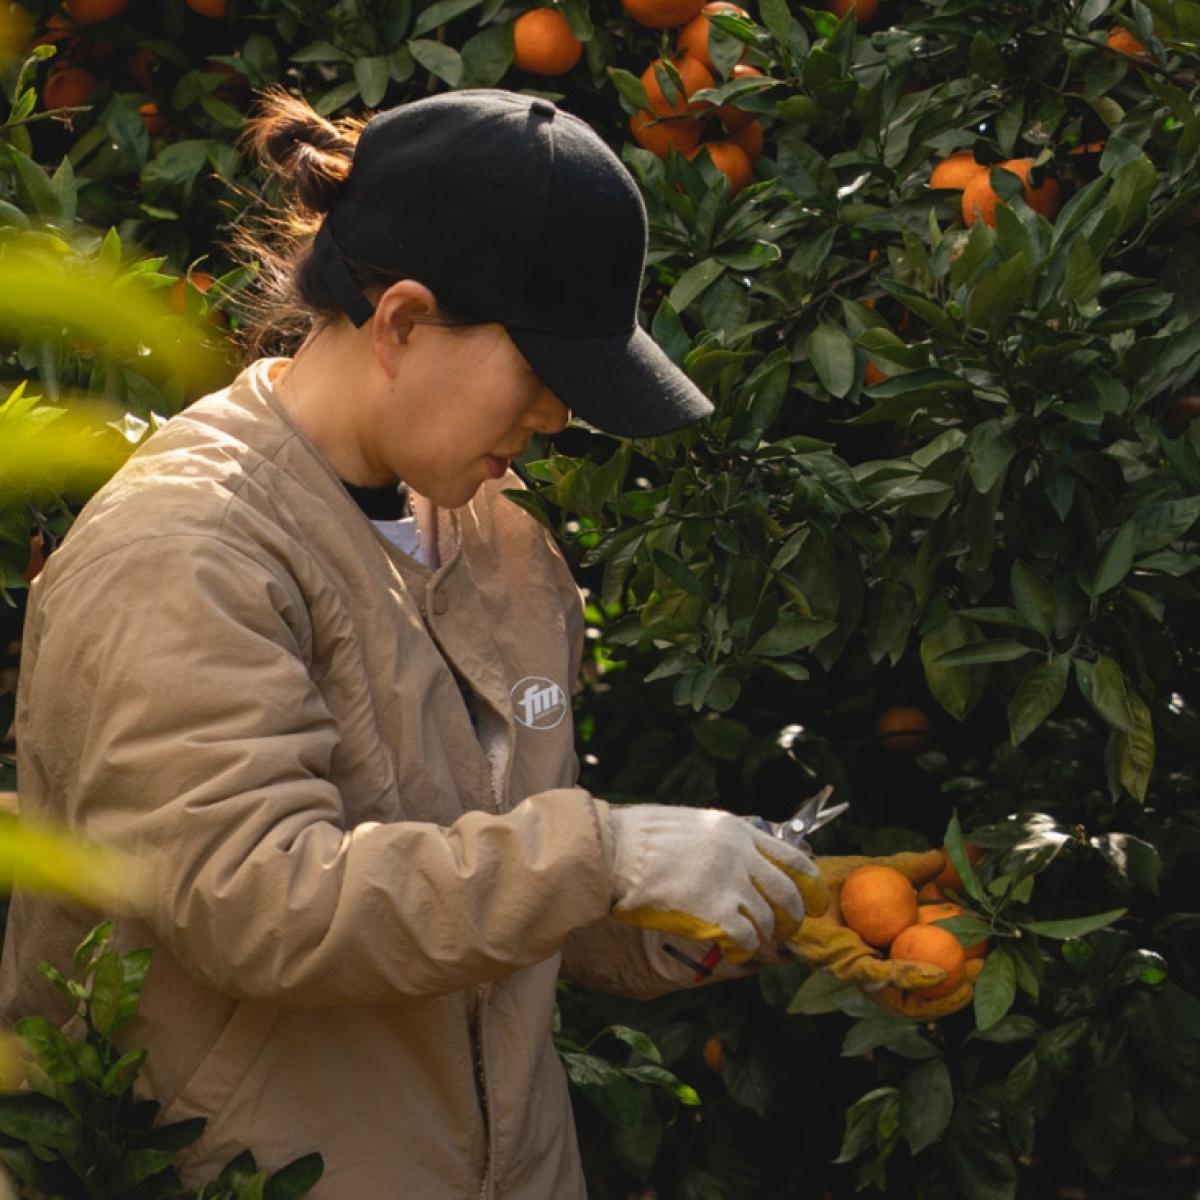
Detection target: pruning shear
<box><xmin>662</xmin><ymin>785</ymin><xmax>849</xmax><ymax>982</ymax></box>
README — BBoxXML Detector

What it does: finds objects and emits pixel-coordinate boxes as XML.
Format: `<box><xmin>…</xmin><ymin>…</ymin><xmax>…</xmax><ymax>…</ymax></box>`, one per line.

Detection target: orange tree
<box><xmin>1</xmin><ymin>0</ymin><xmax>1199</xmax><ymax>1196</ymax></box>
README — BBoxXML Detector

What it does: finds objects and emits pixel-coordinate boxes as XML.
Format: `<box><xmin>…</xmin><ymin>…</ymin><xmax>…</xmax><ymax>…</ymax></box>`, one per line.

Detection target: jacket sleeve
<box><xmin>21</xmin><ymin>533</ymin><xmax>613</xmax><ymax>1006</ymax></box>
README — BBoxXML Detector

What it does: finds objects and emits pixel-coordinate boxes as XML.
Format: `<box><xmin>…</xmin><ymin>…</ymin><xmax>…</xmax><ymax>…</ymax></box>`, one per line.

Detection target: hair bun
<box><xmin>242</xmin><ymin>88</ymin><xmax>366</xmax><ymax>214</ymax></box>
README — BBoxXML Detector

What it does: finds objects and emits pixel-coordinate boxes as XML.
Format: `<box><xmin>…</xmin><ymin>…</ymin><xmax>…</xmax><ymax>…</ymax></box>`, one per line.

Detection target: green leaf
<box><xmin>651</xmin><ymin>549</ymin><xmax>704</xmax><ymax>597</ymax></box>
<box><xmin>13</xmin><ymin>1016</ymin><xmax>77</xmax><ymax>1084</ymax></box>
<box><xmin>1064</xmin><ymin>234</ymin><xmax>1101</xmax><ymax>309</ymax></box>
<box><xmin>606</xmin><ymin>1025</ymin><xmax>663</xmax><ymax>1064</ymax></box>
<box><xmin>289</xmin><ymin>41</ymin><xmax>352</xmax><ymax>63</ymax></box>
<box><xmin>1075</xmin><ymin>655</ymin><xmax>1134</xmax><ymax>732</ymax></box>
<box><xmin>460</xmin><ymin>24</ymin><xmax>513</xmax><ymax>87</ymax></box>
<box><xmin>353</xmin><ymin>56</ymin><xmax>391</xmax><ymax>107</ymax></box>
<box><xmin>1116</xmin><ymin>689</ymin><xmax>1155</xmax><ymax>803</ymax></box>
<box><xmin>721</xmin><ymin>1043</ymin><xmax>776</xmax><ymax>1117</ymax></box>
<box><xmin>974</xmin><ymin>946</ymin><xmax>1017</xmax><ymax>1030</ymax></box>
<box><xmin>944</xmin><ymin>811</ymin><xmax>984</xmax><ymax>902</ymax></box>
<box><xmin>1107</xmin><ymin>155</ymin><xmax>1156</xmax><ymax>236</ymax></box>
<box><xmin>967</xmin><ymin>252</ymin><xmax>1028</xmax><ymax>328</ymax></box>
<box><xmin>899</xmin><ymin>1058</ymin><xmax>953</xmax><ymax>1154</ymax></box>
<box><xmin>1022</xmin><ymin>908</ymin><xmax>1127</xmax><ymax>938</ymax></box>
<box><xmin>89</xmin><ymin>951</ymin><xmax>123</xmax><ymax>1036</ymax></box>
<box><xmin>807</xmin><ymin>323</ymin><xmax>856</xmax><ymax>398</ymax></box>
<box><xmin>933</xmin><ymin>639</ymin><xmax>1033</xmax><ymax>667</ymax></box>
<box><xmin>412</xmin><ymin>0</ymin><xmax>482</xmax><ymax>36</ymax></box>
<box><xmin>669</xmin><ymin>259</ymin><xmax>724</xmax><ymax>312</ymax></box>
<box><xmin>1090</xmin><ymin>520</ymin><xmax>1135</xmax><ymax>596</ymax></box>
<box><xmin>264</xmin><ymin>1153</ymin><xmax>325</xmax><ymax>1200</ymax></box>
<box><xmin>1132</xmin><ymin>497</ymin><xmax>1200</xmax><ymax>555</ymax></box>
<box><xmin>651</xmin><ymin>298</ymin><xmax>690</xmax><ymax>365</ymax></box>
<box><xmin>691</xmin><ymin>717</ymin><xmax>751</xmax><ymax>762</ymax></box>
<box><xmin>964</xmin><ymin>419</ymin><xmax>1017</xmax><ymax>493</ymax></box>
<box><xmin>407</xmin><ymin>39</ymin><xmax>463</xmax><ymax>85</ymax></box>
<box><xmin>1011</xmin><ymin>561</ymin><xmax>1054</xmax><ymax>638</ymax></box>
<box><xmin>1008</xmin><ymin>655</ymin><xmax>1070</xmax><ymax>744</ymax></box>
<box><xmin>750</xmin><ymin>617</ymin><xmax>836</xmax><ymax>657</ymax></box>
<box><xmin>100</xmin><ymin>1046</ymin><xmax>147</xmax><ymax>1095</ymax></box>
<box><xmin>0</xmin><ymin>1094</ymin><xmax>80</xmax><ymax>1154</ymax></box>
<box><xmin>921</xmin><ymin>618</ymin><xmax>987</xmax><ymax>720</ymax></box>
<box><xmin>607</xmin><ymin>66</ymin><xmax>651</xmax><ymax>111</ymax></box>
<box><xmin>559</xmin><ymin>1051</ymin><xmax>642</xmax><ymax>1128</ymax></box>
<box><xmin>835</xmin><ymin>1087</ymin><xmax>899</xmax><ymax>1165</ymax></box>
<box><xmin>787</xmin><ymin>970</ymin><xmax>859</xmax><ymax>1015</ymax></box>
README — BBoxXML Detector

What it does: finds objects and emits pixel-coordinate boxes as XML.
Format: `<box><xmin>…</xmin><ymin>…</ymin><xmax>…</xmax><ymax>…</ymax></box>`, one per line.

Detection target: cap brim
<box><xmin>508</xmin><ymin>324</ymin><xmax>714</xmax><ymax>438</ymax></box>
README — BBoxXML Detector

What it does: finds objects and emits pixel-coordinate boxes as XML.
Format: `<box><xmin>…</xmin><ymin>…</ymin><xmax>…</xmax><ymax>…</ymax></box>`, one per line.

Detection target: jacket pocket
<box><xmin>160</xmin><ymin>1000</ymin><xmax>281</xmax><ymax>1124</ymax></box>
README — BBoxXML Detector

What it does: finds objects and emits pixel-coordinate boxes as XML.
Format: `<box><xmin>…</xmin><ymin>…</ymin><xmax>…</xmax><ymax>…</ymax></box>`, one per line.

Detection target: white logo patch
<box><xmin>511</xmin><ymin>676</ymin><xmax>567</xmax><ymax>730</ymax></box>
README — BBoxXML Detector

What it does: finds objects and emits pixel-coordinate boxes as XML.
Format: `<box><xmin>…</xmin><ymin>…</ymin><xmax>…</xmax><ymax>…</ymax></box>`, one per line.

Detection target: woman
<box><xmin>0</xmin><ymin>89</ymin><xmax>826</xmax><ymax>1196</ymax></box>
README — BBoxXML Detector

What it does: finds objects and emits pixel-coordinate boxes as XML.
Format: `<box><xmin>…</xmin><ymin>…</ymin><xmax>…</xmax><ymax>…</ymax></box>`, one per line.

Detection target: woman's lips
<box><xmin>485</xmin><ymin>455</ymin><xmax>510</xmax><ymax>479</ymax></box>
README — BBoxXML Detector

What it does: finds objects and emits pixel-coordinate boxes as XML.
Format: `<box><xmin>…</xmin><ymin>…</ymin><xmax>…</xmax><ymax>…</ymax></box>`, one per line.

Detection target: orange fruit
<box><xmin>917</xmin><ymin>901</ymin><xmax>989</xmax><ymax>960</ymax></box>
<box><xmin>623</xmin><ymin>0</ymin><xmax>705</xmax><ymax>28</ymax></box>
<box><xmin>730</xmin><ymin>117</ymin><xmax>763</xmax><ymax>161</ymax></box>
<box><xmin>43</xmin><ymin>66</ymin><xmax>97</xmax><ymax>109</ymax></box>
<box><xmin>840</xmin><ymin>864</ymin><xmax>919</xmax><ymax>948</ymax></box>
<box><xmin>917</xmin><ymin>881</ymin><xmax>945</xmax><ymax>904</ymax></box>
<box><xmin>675</xmin><ymin>2</ymin><xmax>748</xmax><ymax>70</ymax></box>
<box><xmin>890</xmin><ymin>924</ymin><xmax>966</xmax><ymax>997</ymax></box>
<box><xmin>875</xmin><ymin>704</ymin><xmax>932</xmax><ymax>753</ymax></box>
<box><xmin>641</xmin><ymin>54</ymin><xmax>714</xmax><ymax>117</ymax></box>
<box><xmin>629</xmin><ymin>109</ymin><xmax>703</xmax><ymax>158</ymax></box>
<box><xmin>512</xmin><ymin>8</ymin><xmax>583</xmax><ymax>75</ymax></box>
<box><xmin>929</xmin><ymin>151</ymin><xmax>986</xmax><ymax>190</ymax></box>
<box><xmin>1105</xmin><ymin>26</ymin><xmax>1147</xmax><ymax>55</ymax></box>
<box><xmin>829</xmin><ymin>0</ymin><xmax>879</xmax><ymax>23</ymax></box>
<box><xmin>864</xmin><ymin>361</ymin><xmax>887</xmax><ymax>386</ymax></box>
<box><xmin>933</xmin><ymin>843</ymin><xmax>982</xmax><ymax>895</ymax></box>
<box><xmin>1164</xmin><ymin>393</ymin><xmax>1200</xmax><ymax>437</ymax></box>
<box><xmin>169</xmin><ymin>270</ymin><xmax>214</xmax><ymax>314</ymax></box>
<box><xmin>139</xmin><ymin>101</ymin><xmax>166</xmax><ymax>134</ymax></box>
<box><xmin>1067</xmin><ymin>140</ymin><xmax>1106</xmax><ymax>156</ymax></box>
<box><xmin>962</xmin><ymin>158</ymin><xmax>1061</xmax><ymax>226</ymax></box>
<box><xmin>64</xmin><ymin>0</ymin><xmax>127</xmax><ymax>23</ymax></box>
<box><xmin>124</xmin><ymin>46</ymin><xmax>158</xmax><ymax>90</ymax></box>
<box><xmin>716</xmin><ymin>62</ymin><xmax>762</xmax><ymax>133</ymax></box>
<box><xmin>185</xmin><ymin>0</ymin><xmax>227</xmax><ymax>16</ymax></box>
<box><xmin>687</xmin><ymin>139</ymin><xmax>753</xmax><ymax>195</ymax></box>
<box><xmin>702</xmin><ymin>1036</ymin><xmax>722</xmax><ymax>1072</ymax></box>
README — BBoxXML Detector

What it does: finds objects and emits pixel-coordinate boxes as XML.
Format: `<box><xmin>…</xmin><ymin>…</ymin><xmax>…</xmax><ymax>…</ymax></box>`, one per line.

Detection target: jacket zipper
<box><xmin>471</xmin><ymin>984</ymin><xmax>492</xmax><ymax>1199</ymax></box>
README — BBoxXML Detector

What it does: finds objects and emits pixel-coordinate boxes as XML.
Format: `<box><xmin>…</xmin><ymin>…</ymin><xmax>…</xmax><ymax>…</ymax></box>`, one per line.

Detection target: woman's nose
<box><xmin>536</xmin><ymin>393</ymin><xmax>571</xmax><ymax>434</ymax></box>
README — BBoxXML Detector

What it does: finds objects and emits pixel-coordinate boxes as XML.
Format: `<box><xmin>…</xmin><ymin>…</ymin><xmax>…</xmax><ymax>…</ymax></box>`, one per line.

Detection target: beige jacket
<box><xmin>0</xmin><ymin>359</ymin><xmax>713</xmax><ymax>1198</ymax></box>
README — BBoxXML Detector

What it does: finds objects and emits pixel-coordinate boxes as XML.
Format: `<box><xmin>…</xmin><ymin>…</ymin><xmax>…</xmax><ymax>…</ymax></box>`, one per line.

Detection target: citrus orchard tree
<box><xmin>1</xmin><ymin>0</ymin><xmax>1199</xmax><ymax>1196</ymax></box>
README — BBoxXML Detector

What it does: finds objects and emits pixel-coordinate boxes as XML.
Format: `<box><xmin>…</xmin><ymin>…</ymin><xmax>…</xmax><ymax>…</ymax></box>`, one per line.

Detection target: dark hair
<box><xmin>227</xmin><ymin>88</ymin><xmax>475</xmax><ymax>361</ymax></box>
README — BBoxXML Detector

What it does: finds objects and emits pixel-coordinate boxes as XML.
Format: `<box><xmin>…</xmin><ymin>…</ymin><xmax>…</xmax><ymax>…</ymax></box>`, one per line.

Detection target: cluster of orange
<box><xmin>626</xmin><ymin>0</ymin><xmax>764</xmax><ymax>196</ymax></box>
<box><xmin>928</xmin><ymin>152</ymin><xmax>1061</xmax><ymax>227</ymax></box>
<box><xmin>37</xmin><ymin>0</ymin><xmax>227</xmax><ymax>132</ymax></box>
<box><xmin>840</xmin><ymin>847</ymin><xmax>988</xmax><ymax>997</ymax></box>
<box><xmin>923</xmin><ymin>25</ymin><xmax>1149</xmax><ymax>227</ymax></box>
<box><xmin>510</xmin><ymin>0</ymin><xmax>764</xmax><ymax>196</ymax></box>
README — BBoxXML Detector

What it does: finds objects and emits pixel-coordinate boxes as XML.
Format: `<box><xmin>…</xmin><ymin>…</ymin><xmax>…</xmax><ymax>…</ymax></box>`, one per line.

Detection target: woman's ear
<box><xmin>371</xmin><ymin>279</ymin><xmax>439</xmax><ymax>377</ymax></box>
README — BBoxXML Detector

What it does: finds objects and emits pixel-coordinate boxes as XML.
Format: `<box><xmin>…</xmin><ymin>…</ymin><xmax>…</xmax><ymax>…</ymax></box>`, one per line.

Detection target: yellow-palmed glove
<box><xmin>787</xmin><ymin>850</ymin><xmax>980</xmax><ymax>1020</ymax></box>
<box><xmin>605</xmin><ymin>803</ymin><xmax>828</xmax><ymax>963</ymax></box>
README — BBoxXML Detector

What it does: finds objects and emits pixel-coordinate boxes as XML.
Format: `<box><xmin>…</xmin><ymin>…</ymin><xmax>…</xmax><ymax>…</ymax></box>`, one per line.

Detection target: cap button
<box><xmin>531</xmin><ymin>98</ymin><xmax>556</xmax><ymax>118</ymax></box>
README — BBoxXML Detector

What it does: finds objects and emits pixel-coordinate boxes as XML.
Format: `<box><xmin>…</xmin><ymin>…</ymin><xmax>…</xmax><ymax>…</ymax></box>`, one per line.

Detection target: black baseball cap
<box><xmin>311</xmin><ymin>89</ymin><xmax>714</xmax><ymax>438</ymax></box>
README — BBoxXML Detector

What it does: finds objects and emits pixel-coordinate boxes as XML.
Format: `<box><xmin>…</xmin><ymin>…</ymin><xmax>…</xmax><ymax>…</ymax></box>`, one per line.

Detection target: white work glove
<box><xmin>604</xmin><ymin>804</ymin><xmax>826</xmax><ymax>963</ymax></box>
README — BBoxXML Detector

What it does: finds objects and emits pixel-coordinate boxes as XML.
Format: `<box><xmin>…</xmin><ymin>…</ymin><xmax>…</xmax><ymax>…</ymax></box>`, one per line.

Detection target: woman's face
<box><xmin>369</xmin><ymin>317</ymin><xmax>570</xmax><ymax>509</ymax></box>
